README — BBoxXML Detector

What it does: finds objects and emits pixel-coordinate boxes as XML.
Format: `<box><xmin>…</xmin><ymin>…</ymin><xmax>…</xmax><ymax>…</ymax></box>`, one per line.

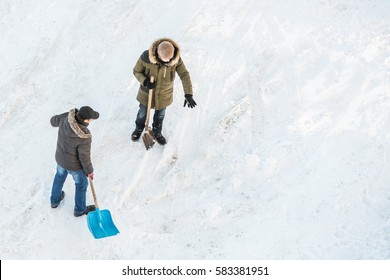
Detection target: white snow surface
<box><xmin>1</xmin><ymin>0</ymin><xmax>390</xmax><ymax>260</ymax></box>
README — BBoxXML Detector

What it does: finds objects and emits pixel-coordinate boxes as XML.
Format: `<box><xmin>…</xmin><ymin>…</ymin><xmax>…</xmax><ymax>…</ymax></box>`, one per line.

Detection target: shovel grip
<box><xmin>88</xmin><ymin>177</ymin><xmax>99</xmax><ymax>209</ymax></box>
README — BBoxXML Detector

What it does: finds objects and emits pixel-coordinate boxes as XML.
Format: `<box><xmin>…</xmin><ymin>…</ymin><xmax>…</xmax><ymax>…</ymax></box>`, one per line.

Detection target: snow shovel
<box><xmin>142</xmin><ymin>76</ymin><xmax>156</xmax><ymax>150</ymax></box>
<box><xmin>87</xmin><ymin>177</ymin><xmax>119</xmax><ymax>239</ymax></box>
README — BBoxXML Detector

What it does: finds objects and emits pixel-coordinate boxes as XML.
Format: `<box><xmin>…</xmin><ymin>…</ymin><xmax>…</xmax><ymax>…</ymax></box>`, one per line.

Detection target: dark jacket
<box><xmin>50</xmin><ymin>109</ymin><xmax>93</xmax><ymax>174</ymax></box>
<box><xmin>133</xmin><ymin>38</ymin><xmax>193</xmax><ymax>110</ymax></box>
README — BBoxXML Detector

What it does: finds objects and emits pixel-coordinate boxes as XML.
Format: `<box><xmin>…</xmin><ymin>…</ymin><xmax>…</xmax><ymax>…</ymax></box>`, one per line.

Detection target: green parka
<box><xmin>133</xmin><ymin>38</ymin><xmax>193</xmax><ymax>110</ymax></box>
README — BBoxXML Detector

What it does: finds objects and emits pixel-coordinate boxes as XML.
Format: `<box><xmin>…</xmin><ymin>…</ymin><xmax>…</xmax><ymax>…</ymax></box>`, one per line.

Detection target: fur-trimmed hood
<box><xmin>68</xmin><ymin>109</ymin><xmax>91</xmax><ymax>139</ymax></box>
<box><xmin>149</xmin><ymin>38</ymin><xmax>181</xmax><ymax>66</ymax></box>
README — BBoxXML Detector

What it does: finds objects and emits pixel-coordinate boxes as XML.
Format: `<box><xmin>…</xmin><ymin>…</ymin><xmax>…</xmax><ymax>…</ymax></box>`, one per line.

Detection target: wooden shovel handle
<box><xmin>88</xmin><ymin>177</ymin><xmax>99</xmax><ymax>209</ymax></box>
<box><xmin>145</xmin><ymin>76</ymin><xmax>155</xmax><ymax>131</ymax></box>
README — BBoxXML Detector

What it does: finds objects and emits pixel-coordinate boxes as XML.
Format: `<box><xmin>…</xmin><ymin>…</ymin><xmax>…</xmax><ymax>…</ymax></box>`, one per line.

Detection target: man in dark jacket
<box><xmin>50</xmin><ymin>106</ymin><xmax>99</xmax><ymax>217</ymax></box>
<box><xmin>131</xmin><ymin>38</ymin><xmax>197</xmax><ymax>145</ymax></box>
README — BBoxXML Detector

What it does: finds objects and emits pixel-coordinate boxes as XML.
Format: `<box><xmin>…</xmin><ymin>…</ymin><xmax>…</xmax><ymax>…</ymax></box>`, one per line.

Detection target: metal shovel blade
<box><xmin>87</xmin><ymin>208</ymin><xmax>119</xmax><ymax>239</ymax></box>
<box><xmin>142</xmin><ymin>128</ymin><xmax>156</xmax><ymax>150</ymax></box>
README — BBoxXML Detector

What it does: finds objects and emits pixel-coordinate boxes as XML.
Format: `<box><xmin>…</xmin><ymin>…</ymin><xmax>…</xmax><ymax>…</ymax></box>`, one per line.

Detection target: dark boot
<box><xmin>74</xmin><ymin>205</ymin><xmax>96</xmax><ymax>217</ymax></box>
<box><xmin>131</xmin><ymin>127</ymin><xmax>144</xmax><ymax>142</ymax></box>
<box><xmin>153</xmin><ymin>125</ymin><xmax>167</xmax><ymax>145</ymax></box>
<box><xmin>51</xmin><ymin>191</ymin><xmax>65</xmax><ymax>208</ymax></box>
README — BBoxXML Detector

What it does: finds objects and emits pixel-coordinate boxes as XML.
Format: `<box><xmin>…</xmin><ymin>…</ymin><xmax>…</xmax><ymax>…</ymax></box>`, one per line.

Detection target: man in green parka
<box><xmin>131</xmin><ymin>38</ymin><xmax>197</xmax><ymax>145</ymax></box>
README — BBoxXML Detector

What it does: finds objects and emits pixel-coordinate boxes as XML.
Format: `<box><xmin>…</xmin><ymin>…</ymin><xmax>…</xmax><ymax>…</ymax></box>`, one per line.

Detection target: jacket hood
<box><xmin>149</xmin><ymin>38</ymin><xmax>180</xmax><ymax>66</ymax></box>
<box><xmin>68</xmin><ymin>109</ymin><xmax>91</xmax><ymax>139</ymax></box>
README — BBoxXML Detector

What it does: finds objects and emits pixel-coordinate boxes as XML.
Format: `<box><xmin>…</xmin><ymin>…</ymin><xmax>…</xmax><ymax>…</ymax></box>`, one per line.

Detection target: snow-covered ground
<box><xmin>1</xmin><ymin>0</ymin><xmax>390</xmax><ymax>259</ymax></box>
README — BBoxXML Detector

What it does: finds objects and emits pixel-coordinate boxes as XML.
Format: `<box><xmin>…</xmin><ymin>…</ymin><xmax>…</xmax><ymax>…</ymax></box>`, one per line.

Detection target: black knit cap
<box><xmin>78</xmin><ymin>106</ymin><xmax>99</xmax><ymax>120</ymax></box>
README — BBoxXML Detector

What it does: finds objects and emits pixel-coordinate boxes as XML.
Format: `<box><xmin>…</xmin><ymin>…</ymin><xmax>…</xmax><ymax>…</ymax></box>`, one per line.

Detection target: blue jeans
<box><xmin>50</xmin><ymin>165</ymin><xmax>88</xmax><ymax>214</ymax></box>
<box><xmin>135</xmin><ymin>103</ymin><xmax>166</xmax><ymax>130</ymax></box>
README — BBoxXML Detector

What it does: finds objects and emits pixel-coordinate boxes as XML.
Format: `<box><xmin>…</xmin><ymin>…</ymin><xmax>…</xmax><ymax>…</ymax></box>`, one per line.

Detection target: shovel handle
<box><xmin>144</xmin><ymin>76</ymin><xmax>155</xmax><ymax>131</ymax></box>
<box><xmin>88</xmin><ymin>177</ymin><xmax>99</xmax><ymax>209</ymax></box>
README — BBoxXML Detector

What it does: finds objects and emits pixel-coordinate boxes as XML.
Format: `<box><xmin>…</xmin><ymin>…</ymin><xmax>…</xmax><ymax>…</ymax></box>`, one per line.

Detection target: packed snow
<box><xmin>1</xmin><ymin>0</ymin><xmax>390</xmax><ymax>259</ymax></box>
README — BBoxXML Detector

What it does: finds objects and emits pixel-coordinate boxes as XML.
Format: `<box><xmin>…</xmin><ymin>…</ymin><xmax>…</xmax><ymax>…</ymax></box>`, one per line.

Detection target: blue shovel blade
<box><xmin>87</xmin><ymin>208</ymin><xmax>119</xmax><ymax>239</ymax></box>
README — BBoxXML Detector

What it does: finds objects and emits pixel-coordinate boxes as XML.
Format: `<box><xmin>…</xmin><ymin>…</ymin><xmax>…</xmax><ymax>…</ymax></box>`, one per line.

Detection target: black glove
<box><xmin>143</xmin><ymin>78</ymin><xmax>156</xmax><ymax>89</ymax></box>
<box><xmin>184</xmin><ymin>94</ymin><xmax>197</xmax><ymax>108</ymax></box>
